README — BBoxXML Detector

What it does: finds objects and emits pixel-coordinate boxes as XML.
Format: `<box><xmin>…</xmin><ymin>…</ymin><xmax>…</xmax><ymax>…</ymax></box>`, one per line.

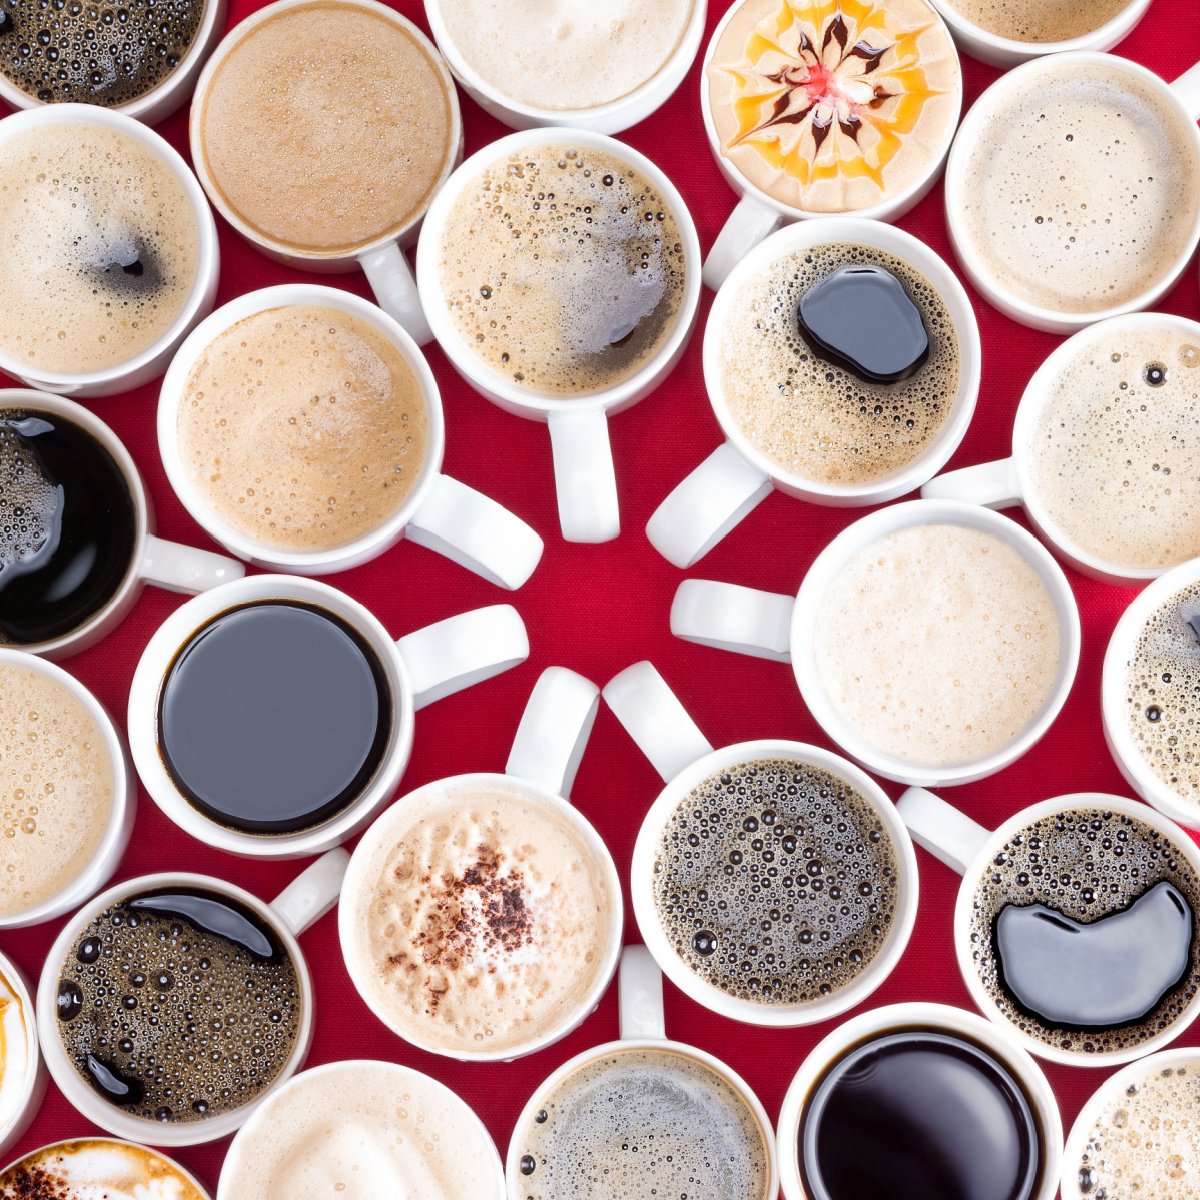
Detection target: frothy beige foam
<box><xmin>0</xmin><ymin>123</ymin><xmax>198</xmax><ymax>375</ymax></box>
<box><xmin>0</xmin><ymin>1140</ymin><xmax>206</xmax><ymax>1200</ymax></box>
<box><xmin>177</xmin><ymin>305</ymin><xmax>429</xmax><ymax>552</ymax></box>
<box><xmin>943</xmin><ymin>0</ymin><xmax>1132</xmax><ymax>42</ymax></box>
<box><xmin>813</xmin><ymin>523</ymin><xmax>1061</xmax><ymax>766</ymax></box>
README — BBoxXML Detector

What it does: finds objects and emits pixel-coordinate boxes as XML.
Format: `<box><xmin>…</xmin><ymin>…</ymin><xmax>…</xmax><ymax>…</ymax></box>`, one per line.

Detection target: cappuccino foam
<box><xmin>0</xmin><ymin>1140</ymin><xmax>206</xmax><ymax>1200</ymax></box>
<box><xmin>944</xmin><ymin>0</ymin><xmax>1132</xmax><ymax>42</ymax></box>
<box><xmin>177</xmin><ymin>305</ymin><xmax>429</xmax><ymax>552</ymax></box>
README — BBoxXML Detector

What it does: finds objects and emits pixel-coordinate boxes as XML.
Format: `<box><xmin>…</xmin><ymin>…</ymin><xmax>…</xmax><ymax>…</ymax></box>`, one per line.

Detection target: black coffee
<box><xmin>0</xmin><ymin>410</ymin><xmax>136</xmax><ymax>646</ymax></box>
<box><xmin>801</xmin><ymin>1029</ymin><xmax>1042</xmax><ymax>1200</ymax></box>
<box><xmin>56</xmin><ymin>887</ymin><xmax>301</xmax><ymax>1123</ymax></box>
<box><xmin>652</xmin><ymin>757</ymin><xmax>900</xmax><ymax>1005</ymax></box>
<box><xmin>158</xmin><ymin>601</ymin><xmax>392</xmax><ymax>836</ymax></box>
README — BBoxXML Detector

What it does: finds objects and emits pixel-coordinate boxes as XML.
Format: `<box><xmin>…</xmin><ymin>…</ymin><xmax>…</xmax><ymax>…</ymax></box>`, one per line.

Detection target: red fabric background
<box><xmin>3</xmin><ymin>2</ymin><xmax>1200</xmax><ymax>1194</ymax></box>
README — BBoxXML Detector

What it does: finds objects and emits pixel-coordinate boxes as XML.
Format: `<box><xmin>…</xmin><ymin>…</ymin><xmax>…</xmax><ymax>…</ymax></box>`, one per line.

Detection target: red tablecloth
<box><xmin>4</xmin><ymin>2</ymin><xmax>1200</xmax><ymax>1194</ymax></box>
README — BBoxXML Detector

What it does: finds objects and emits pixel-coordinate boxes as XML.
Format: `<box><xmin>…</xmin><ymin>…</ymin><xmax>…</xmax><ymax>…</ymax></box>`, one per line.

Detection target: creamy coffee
<box><xmin>436</xmin><ymin>0</ymin><xmax>695</xmax><ymax>110</ymax></box>
<box><xmin>0</xmin><ymin>1139</ymin><xmax>207</xmax><ymax>1200</ymax></box>
<box><xmin>0</xmin><ymin>964</ymin><xmax>32</xmax><ymax>1139</ymax></box>
<box><xmin>344</xmin><ymin>779</ymin><xmax>614</xmax><ymax>1055</ymax></box>
<box><xmin>0</xmin><ymin>661</ymin><xmax>114</xmax><ymax>919</ymax></box>
<box><xmin>0</xmin><ymin>122</ymin><xmax>199</xmax><ymax>374</ymax></box>
<box><xmin>957</xmin><ymin>59</ymin><xmax>1200</xmax><ymax>314</ymax></box>
<box><xmin>195</xmin><ymin>0</ymin><xmax>457</xmax><ymax>256</ymax></box>
<box><xmin>1027</xmin><ymin>322</ymin><xmax>1200</xmax><ymax>571</ymax></box>
<box><xmin>177</xmin><ymin>305</ymin><xmax>429</xmax><ymax>551</ymax></box>
<box><xmin>943</xmin><ymin>0</ymin><xmax>1132</xmax><ymax>42</ymax></box>
<box><xmin>438</xmin><ymin>142</ymin><xmax>687</xmax><ymax>396</ymax></box>
<box><xmin>707</xmin><ymin>0</ymin><xmax>960</xmax><ymax>213</ymax></box>
<box><xmin>813</xmin><ymin>523</ymin><xmax>1061</xmax><ymax>766</ymax></box>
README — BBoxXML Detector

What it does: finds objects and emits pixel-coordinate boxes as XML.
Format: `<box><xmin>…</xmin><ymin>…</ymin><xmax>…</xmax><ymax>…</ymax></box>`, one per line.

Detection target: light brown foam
<box><xmin>196</xmin><ymin>0</ymin><xmax>457</xmax><ymax>255</ymax></box>
<box><xmin>0</xmin><ymin>123</ymin><xmax>198</xmax><ymax>374</ymax></box>
<box><xmin>177</xmin><ymin>305</ymin><xmax>429</xmax><ymax>552</ymax></box>
<box><xmin>944</xmin><ymin>0</ymin><xmax>1132</xmax><ymax>42</ymax></box>
<box><xmin>0</xmin><ymin>1139</ymin><xmax>207</xmax><ymax>1200</ymax></box>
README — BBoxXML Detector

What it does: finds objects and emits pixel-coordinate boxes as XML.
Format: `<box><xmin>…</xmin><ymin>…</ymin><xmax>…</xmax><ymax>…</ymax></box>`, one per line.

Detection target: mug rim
<box><xmin>0</xmin><ymin>1137</ymin><xmax>213</xmax><ymax>1199</ymax></box>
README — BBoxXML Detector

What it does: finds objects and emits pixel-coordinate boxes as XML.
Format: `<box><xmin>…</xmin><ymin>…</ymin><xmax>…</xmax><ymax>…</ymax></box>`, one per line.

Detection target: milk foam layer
<box><xmin>438</xmin><ymin>0</ymin><xmax>695</xmax><ymax>110</ymax></box>
<box><xmin>177</xmin><ymin>305</ymin><xmax>429</xmax><ymax>552</ymax></box>
<box><xmin>1027</xmin><ymin>323</ymin><xmax>1200</xmax><ymax>571</ymax></box>
<box><xmin>813</xmin><ymin>523</ymin><xmax>1061</xmax><ymax>767</ymax></box>
<box><xmin>0</xmin><ymin>123</ymin><xmax>198</xmax><ymax>374</ymax></box>
<box><xmin>197</xmin><ymin>1</ymin><xmax>457</xmax><ymax>255</ymax></box>
<box><xmin>958</xmin><ymin>60</ymin><xmax>1200</xmax><ymax>314</ymax></box>
<box><xmin>0</xmin><ymin>662</ymin><xmax>113</xmax><ymax>918</ymax></box>
<box><xmin>0</xmin><ymin>1139</ymin><xmax>206</xmax><ymax>1200</ymax></box>
<box><xmin>346</xmin><ymin>780</ymin><xmax>613</xmax><ymax>1054</ymax></box>
<box><xmin>943</xmin><ymin>0</ymin><xmax>1132</xmax><ymax>41</ymax></box>
<box><xmin>223</xmin><ymin>1062</ymin><xmax>499</xmax><ymax>1200</ymax></box>
<box><xmin>0</xmin><ymin>967</ymin><xmax>31</xmax><ymax>1138</ymax></box>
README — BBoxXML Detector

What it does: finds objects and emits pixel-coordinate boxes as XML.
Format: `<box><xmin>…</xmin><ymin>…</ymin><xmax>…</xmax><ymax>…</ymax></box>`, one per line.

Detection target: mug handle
<box><xmin>602</xmin><ymin>661</ymin><xmax>714</xmax><ymax>782</ymax></box>
<box><xmin>896</xmin><ymin>787</ymin><xmax>991</xmax><ymax>875</ymax></box>
<box><xmin>141</xmin><ymin>534</ymin><xmax>245</xmax><ymax>594</ymax></box>
<box><xmin>702</xmin><ymin>195</ymin><xmax>783</xmax><ymax>291</ymax></box>
<box><xmin>547</xmin><ymin>407</ymin><xmax>620</xmax><ymax>544</ymax></box>
<box><xmin>396</xmin><ymin>604</ymin><xmax>529</xmax><ymax>710</ymax></box>
<box><xmin>619</xmin><ymin>945</ymin><xmax>666</xmax><ymax>1040</ymax></box>
<box><xmin>920</xmin><ymin>458</ymin><xmax>1022</xmax><ymax>509</ymax></box>
<box><xmin>358</xmin><ymin>242</ymin><xmax>434</xmax><ymax>347</ymax></box>
<box><xmin>406</xmin><ymin>473</ymin><xmax>544</xmax><ymax>590</ymax></box>
<box><xmin>506</xmin><ymin>667</ymin><xmax>599</xmax><ymax>801</ymax></box>
<box><xmin>670</xmin><ymin>579</ymin><xmax>794</xmax><ymax>662</ymax></box>
<box><xmin>1172</xmin><ymin>61</ymin><xmax>1200</xmax><ymax>121</ymax></box>
<box><xmin>646</xmin><ymin>443</ymin><xmax>774</xmax><ymax>568</ymax></box>
<box><xmin>269</xmin><ymin>848</ymin><xmax>351</xmax><ymax>937</ymax></box>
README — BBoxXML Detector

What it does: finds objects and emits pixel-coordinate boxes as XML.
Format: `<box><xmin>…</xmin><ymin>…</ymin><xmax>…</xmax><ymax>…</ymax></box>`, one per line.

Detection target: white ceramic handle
<box><xmin>670</xmin><ymin>579</ymin><xmax>793</xmax><ymax>662</ymax></box>
<box><xmin>547</xmin><ymin>407</ymin><xmax>620</xmax><ymax>543</ymax></box>
<box><xmin>141</xmin><ymin>534</ymin><xmax>246</xmax><ymax>594</ymax></box>
<box><xmin>270</xmin><ymin>847</ymin><xmax>350</xmax><ymax>937</ymax></box>
<box><xmin>1172</xmin><ymin>61</ymin><xmax>1200</xmax><ymax>121</ymax></box>
<box><xmin>619</xmin><ymin>944</ymin><xmax>666</xmax><ymax>1041</ymax></box>
<box><xmin>896</xmin><ymin>787</ymin><xmax>991</xmax><ymax>875</ymax></box>
<box><xmin>603</xmin><ymin>661</ymin><xmax>715</xmax><ymax>782</ymax></box>
<box><xmin>506</xmin><ymin>667</ymin><xmax>599</xmax><ymax>800</ymax></box>
<box><xmin>358</xmin><ymin>242</ymin><xmax>434</xmax><ymax>347</ymax></box>
<box><xmin>396</xmin><ymin>604</ymin><xmax>529</xmax><ymax>711</ymax></box>
<box><xmin>702</xmin><ymin>195</ymin><xmax>784</xmax><ymax>291</ymax></box>
<box><xmin>921</xmin><ymin>458</ymin><xmax>1022</xmax><ymax>509</ymax></box>
<box><xmin>406</xmin><ymin>473</ymin><xmax>544</xmax><ymax>590</ymax></box>
<box><xmin>646</xmin><ymin>442</ymin><xmax>774</xmax><ymax>568</ymax></box>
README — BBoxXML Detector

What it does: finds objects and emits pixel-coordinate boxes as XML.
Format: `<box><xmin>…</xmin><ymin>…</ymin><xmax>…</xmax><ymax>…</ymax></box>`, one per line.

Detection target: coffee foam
<box><xmin>438</xmin><ymin>143</ymin><xmax>687</xmax><ymax>397</ymax></box>
<box><xmin>197</xmin><ymin>1</ymin><xmax>457</xmax><ymax>255</ymax></box>
<box><xmin>1027</xmin><ymin>323</ymin><xmax>1200</xmax><ymax>571</ymax></box>
<box><xmin>438</xmin><ymin>0</ymin><xmax>695</xmax><ymax>111</ymax></box>
<box><xmin>958</xmin><ymin>59</ymin><xmax>1200</xmax><ymax>314</ymax></box>
<box><xmin>969</xmin><ymin>806</ymin><xmax>1200</xmax><ymax>1056</ymax></box>
<box><xmin>177</xmin><ymin>305</ymin><xmax>429</xmax><ymax>552</ymax></box>
<box><xmin>0</xmin><ymin>1140</ymin><xmax>206</xmax><ymax>1200</ymax></box>
<box><xmin>0</xmin><ymin>967</ymin><xmax>31</xmax><ymax>1137</ymax></box>
<box><xmin>0</xmin><ymin>662</ymin><xmax>113</xmax><ymax>918</ymax></box>
<box><xmin>346</xmin><ymin>780</ymin><xmax>613</xmax><ymax>1055</ymax></box>
<box><xmin>0</xmin><ymin>123</ymin><xmax>198</xmax><ymax>375</ymax></box>
<box><xmin>943</xmin><ymin>0</ymin><xmax>1132</xmax><ymax>42</ymax></box>
<box><xmin>813</xmin><ymin>523</ymin><xmax>1061</xmax><ymax>767</ymax></box>
<box><xmin>720</xmin><ymin>242</ymin><xmax>959</xmax><ymax>485</ymax></box>
<box><xmin>516</xmin><ymin>1046</ymin><xmax>771</xmax><ymax>1199</ymax></box>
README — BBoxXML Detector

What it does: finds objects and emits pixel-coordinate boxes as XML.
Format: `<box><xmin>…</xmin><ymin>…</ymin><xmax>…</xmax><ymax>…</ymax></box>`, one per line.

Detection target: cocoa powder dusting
<box><xmin>1</xmin><ymin>1163</ymin><xmax>71</xmax><ymax>1199</ymax></box>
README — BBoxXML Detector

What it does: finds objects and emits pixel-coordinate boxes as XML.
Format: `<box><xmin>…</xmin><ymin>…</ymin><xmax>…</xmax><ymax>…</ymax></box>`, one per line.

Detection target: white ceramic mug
<box><xmin>603</xmin><ymin>660</ymin><xmax>919</xmax><ymax>1026</ymax></box>
<box><xmin>0</xmin><ymin>391</ymin><xmax>244</xmax><ymax>660</ymax></box>
<box><xmin>897</xmin><ymin>786</ymin><xmax>1200</xmax><ymax>1067</ymax></box>
<box><xmin>128</xmin><ymin>574</ymin><xmax>530</xmax><ymax>860</ymax></box>
<box><xmin>777</xmin><ymin>1001</ymin><xmax>1063</xmax><ymax>1200</ymax></box>
<box><xmin>424</xmin><ymin>0</ymin><xmax>707</xmax><ymax>135</ymax></box>
<box><xmin>648</xmin><ymin>218</ymin><xmax>982</xmax><ymax>567</ymax></box>
<box><xmin>0</xmin><ymin>951</ymin><xmax>47</xmax><ymax>1161</ymax></box>
<box><xmin>339</xmin><ymin>666</ymin><xmax>623</xmax><ymax>1061</ymax></box>
<box><xmin>157</xmin><ymin>284</ymin><xmax>543</xmax><ymax>587</ymax></box>
<box><xmin>416</xmin><ymin>127</ymin><xmax>702</xmax><ymax>543</ymax></box>
<box><xmin>35</xmin><ymin>848</ymin><xmax>350</xmax><ymax>1147</ymax></box>
<box><xmin>0</xmin><ymin>1139</ymin><xmax>212</xmax><ymax>1199</ymax></box>
<box><xmin>670</xmin><ymin>499</ymin><xmax>1081</xmax><ymax>787</ymax></box>
<box><xmin>189</xmin><ymin>0</ymin><xmax>462</xmax><ymax>347</ymax></box>
<box><xmin>0</xmin><ymin>107</ymin><xmax>219</xmax><ymax>397</ymax></box>
<box><xmin>505</xmin><ymin>945</ymin><xmax>780</xmax><ymax>1199</ymax></box>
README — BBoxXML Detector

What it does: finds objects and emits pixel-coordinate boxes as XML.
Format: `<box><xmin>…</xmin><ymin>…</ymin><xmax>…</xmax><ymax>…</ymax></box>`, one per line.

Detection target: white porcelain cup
<box><xmin>603</xmin><ymin>660</ymin><xmax>919</xmax><ymax>1026</ymax></box>
<box><xmin>0</xmin><ymin>391</ymin><xmax>244</xmax><ymax>660</ymax></box>
<box><xmin>506</xmin><ymin>945</ymin><xmax>780</xmax><ymax>1199</ymax></box>
<box><xmin>189</xmin><ymin>0</ymin><xmax>462</xmax><ymax>347</ymax></box>
<box><xmin>897</xmin><ymin>786</ymin><xmax>1200</xmax><ymax>1067</ymax></box>
<box><xmin>158</xmin><ymin>284</ymin><xmax>543</xmax><ymax>587</ymax></box>
<box><xmin>128</xmin><ymin>574</ymin><xmax>529</xmax><ymax>860</ymax></box>
<box><xmin>424</xmin><ymin>0</ymin><xmax>707</xmax><ymax>135</ymax></box>
<box><xmin>0</xmin><ymin>106</ymin><xmax>219</xmax><ymax>397</ymax></box>
<box><xmin>670</xmin><ymin>499</ymin><xmax>1081</xmax><ymax>787</ymax></box>
<box><xmin>648</xmin><ymin>219</ymin><xmax>982</xmax><ymax>567</ymax></box>
<box><xmin>777</xmin><ymin>1001</ymin><xmax>1063</xmax><ymax>1200</ymax></box>
<box><xmin>0</xmin><ymin>1139</ymin><xmax>212</xmax><ymax>1199</ymax></box>
<box><xmin>0</xmin><ymin>952</ymin><xmax>47</xmax><ymax>1161</ymax></box>
<box><xmin>416</xmin><ymin>127</ymin><xmax>702</xmax><ymax>544</ymax></box>
<box><xmin>340</xmin><ymin>666</ymin><xmax>622</xmax><ymax>1061</ymax></box>
<box><xmin>36</xmin><ymin>848</ymin><xmax>350</xmax><ymax>1147</ymax></box>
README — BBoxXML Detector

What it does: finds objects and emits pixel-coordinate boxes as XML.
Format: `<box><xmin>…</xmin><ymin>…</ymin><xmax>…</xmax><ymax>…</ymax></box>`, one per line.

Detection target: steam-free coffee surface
<box><xmin>158</xmin><ymin>601</ymin><xmax>391</xmax><ymax>835</ymax></box>
<box><xmin>943</xmin><ymin>0</ymin><xmax>1132</xmax><ymax>43</ymax></box>
<box><xmin>0</xmin><ymin>1139</ymin><xmax>208</xmax><ymax>1200</ymax></box>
